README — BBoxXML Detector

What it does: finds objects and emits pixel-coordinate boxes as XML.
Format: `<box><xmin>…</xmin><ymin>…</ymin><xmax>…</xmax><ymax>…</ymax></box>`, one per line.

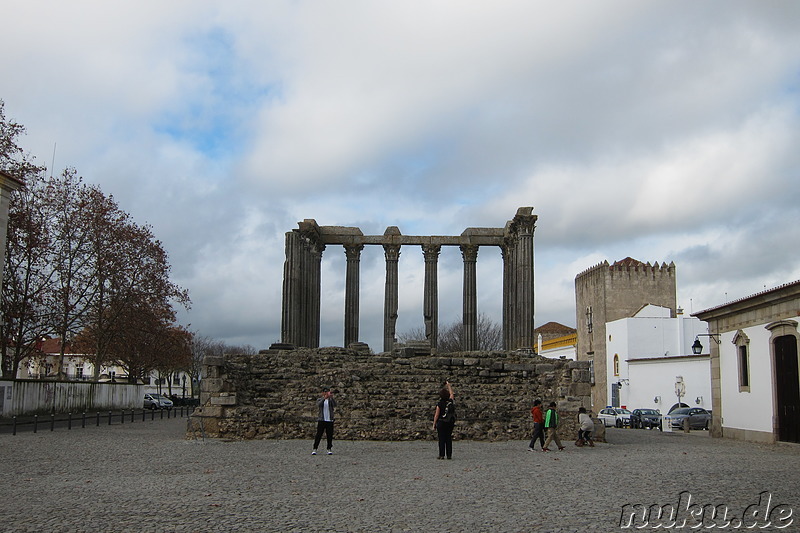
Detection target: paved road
<box><xmin>0</xmin><ymin>419</ymin><xmax>798</xmax><ymax>532</ymax></box>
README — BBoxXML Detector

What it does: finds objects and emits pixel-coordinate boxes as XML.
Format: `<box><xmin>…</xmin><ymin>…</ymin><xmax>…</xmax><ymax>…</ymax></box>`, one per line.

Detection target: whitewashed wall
<box><xmin>539</xmin><ymin>345</ymin><xmax>576</xmax><ymax>360</ymax></box>
<box><xmin>627</xmin><ymin>357</ymin><xmax>711</xmax><ymax>412</ymax></box>
<box><xmin>0</xmin><ymin>380</ymin><xmax>142</xmax><ymax>416</ymax></box>
<box><xmin>606</xmin><ymin>306</ymin><xmax>711</xmax><ymax>411</ymax></box>
<box><xmin>718</xmin><ymin>327</ymin><xmax>774</xmax><ymax>433</ymax></box>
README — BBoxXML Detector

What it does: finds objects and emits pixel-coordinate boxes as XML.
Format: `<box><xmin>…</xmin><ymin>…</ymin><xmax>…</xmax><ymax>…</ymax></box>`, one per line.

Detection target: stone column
<box><xmin>510</xmin><ymin>208</ymin><xmax>537</xmax><ymax>350</ymax></box>
<box><xmin>344</xmin><ymin>244</ymin><xmax>364</xmax><ymax>348</ymax></box>
<box><xmin>310</xmin><ymin>242</ymin><xmax>324</xmax><ymax>349</ymax></box>
<box><xmin>282</xmin><ymin>220</ymin><xmax>324</xmax><ymax>348</ymax></box>
<box><xmin>501</xmin><ymin>241</ymin><xmax>515</xmax><ymax>350</ymax></box>
<box><xmin>383</xmin><ymin>244</ymin><xmax>401</xmax><ymax>352</ymax></box>
<box><xmin>461</xmin><ymin>244</ymin><xmax>479</xmax><ymax>351</ymax></box>
<box><xmin>422</xmin><ymin>243</ymin><xmax>441</xmax><ymax>351</ymax></box>
<box><xmin>280</xmin><ymin>231</ymin><xmax>301</xmax><ymax>346</ymax></box>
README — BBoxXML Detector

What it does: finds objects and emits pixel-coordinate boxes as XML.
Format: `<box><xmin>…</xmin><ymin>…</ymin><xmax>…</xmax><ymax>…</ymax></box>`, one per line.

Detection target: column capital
<box><xmin>344</xmin><ymin>243</ymin><xmax>364</xmax><ymax>260</ymax></box>
<box><xmin>422</xmin><ymin>243</ymin><xmax>441</xmax><ymax>261</ymax></box>
<box><xmin>383</xmin><ymin>243</ymin><xmax>401</xmax><ymax>261</ymax></box>
<box><xmin>509</xmin><ymin>209</ymin><xmax>537</xmax><ymax>237</ymax></box>
<box><xmin>460</xmin><ymin>244</ymin><xmax>479</xmax><ymax>262</ymax></box>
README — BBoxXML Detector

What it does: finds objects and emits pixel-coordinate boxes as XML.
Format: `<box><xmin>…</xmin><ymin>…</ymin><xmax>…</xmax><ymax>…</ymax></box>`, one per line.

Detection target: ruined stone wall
<box><xmin>190</xmin><ymin>348</ymin><xmax>593</xmax><ymax>442</ymax></box>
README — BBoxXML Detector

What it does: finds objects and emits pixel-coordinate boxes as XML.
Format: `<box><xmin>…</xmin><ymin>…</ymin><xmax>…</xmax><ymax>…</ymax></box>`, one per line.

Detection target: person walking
<box><xmin>432</xmin><ymin>380</ymin><xmax>456</xmax><ymax>460</ymax></box>
<box><xmin>528</xmin><ymin>399</ymin><xmax>545</xmax><ymax>451</ymax></box>
<box><xmin>576</xmin><ymin>406</ymin><xmax>595</xmax><ymax>447</ymax></box>
<box><xmin>542</xmin><ymin>401</ymin><xmax>565</xmax><ymax>451</ymax></box>
<box><xmin>312</xmin><ymin>387</ymin><xmax>336</xmax><ymax>455</ymax></box>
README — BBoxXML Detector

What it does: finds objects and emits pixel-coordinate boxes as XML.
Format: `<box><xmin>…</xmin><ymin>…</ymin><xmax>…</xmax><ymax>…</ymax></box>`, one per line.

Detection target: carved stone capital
<box><xmin>344</xmin><ymin>243</ymin><xmax>364</xmax><ymax>260</ymax></box>
<box><xmin>383</xmin><ymin>244</ymin><xmax>401</xmax><ymax>262</ymax></box>
<box><xmin>460</xmin><ymin>244</ymin><xmax>479</xmax><ymax>262</ymax></box>
<box><xmin>422</xmin><ymin>244</ymin><xmax>441</xmax><ymax>262</ymax></box>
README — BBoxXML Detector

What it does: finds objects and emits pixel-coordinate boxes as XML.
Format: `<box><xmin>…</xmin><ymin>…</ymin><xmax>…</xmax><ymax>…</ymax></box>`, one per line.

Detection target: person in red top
<box><xmin>527</xmin><ymin>399</ymin><xmax>545</xmax><ymax>451</ymax></box>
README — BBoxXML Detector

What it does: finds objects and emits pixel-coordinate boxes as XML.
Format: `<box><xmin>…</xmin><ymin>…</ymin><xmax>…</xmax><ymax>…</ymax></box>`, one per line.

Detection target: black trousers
<box><xmin>437</xmin><ymin>421</ymin><xmax>454</xmax><ymax>458</ymax></box>
<box><xmin>314</xmin><ymin>421</ymin><xmax>334</xmax><ymax>450</ymax></box>
<box><xmin>529</xmin><ymin>422</ymin><xmax>545</xmax><ymax>449</ymax></box>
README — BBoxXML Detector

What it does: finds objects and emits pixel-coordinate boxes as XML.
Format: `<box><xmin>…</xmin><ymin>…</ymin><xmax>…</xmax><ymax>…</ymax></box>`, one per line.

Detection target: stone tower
<box><xmin>575</xmin><ymin>257</ymin><xmax>677</xmax><ymax>410</ymax></box>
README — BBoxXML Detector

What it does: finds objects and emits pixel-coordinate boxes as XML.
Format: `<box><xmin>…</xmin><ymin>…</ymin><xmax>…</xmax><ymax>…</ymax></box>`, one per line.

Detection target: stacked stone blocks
<box><xmin>191</xmin><ymin>348</ymin><xmax>593</xmax><ymax>442</ymax></box>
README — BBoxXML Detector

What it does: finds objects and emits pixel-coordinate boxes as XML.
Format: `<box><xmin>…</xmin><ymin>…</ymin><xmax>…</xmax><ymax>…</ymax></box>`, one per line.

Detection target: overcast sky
<box><xmin>2</xmin><ymin>1</ymin><xmax>799</xmax><ymax>351</ymax></box>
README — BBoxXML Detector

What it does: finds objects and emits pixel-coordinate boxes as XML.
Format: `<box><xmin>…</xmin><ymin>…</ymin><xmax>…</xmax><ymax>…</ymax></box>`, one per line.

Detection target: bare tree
<box><xmin>185</xmin><ymin>334</ymin><xmax>256</xmax><ymax>398</ymax></box>
<box><xmin>398</xmin><ymin>313</ymin><xmax>503</xmax><ymax>353</ymax></box>
<box><xmin>1</xmin><ymin>174</ymin><xmax>56</xmax><ymax>377</ymax></box>
<box><xmin>1</xmin><ymin>101</ymin><xmax>191</xmax><ymax>381</ymax></box>
<box><xmin>0</xmin><ymin>100</ymin><xmax>47</xmax><ymax>377</ymax></box>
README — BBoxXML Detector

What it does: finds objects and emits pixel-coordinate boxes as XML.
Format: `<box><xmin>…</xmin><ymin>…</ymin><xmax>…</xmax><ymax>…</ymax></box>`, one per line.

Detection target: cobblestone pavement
<box><xmin>1</xmin><ymin>418</ymin><xmax>798</xmax><ymax>532</ymax></box>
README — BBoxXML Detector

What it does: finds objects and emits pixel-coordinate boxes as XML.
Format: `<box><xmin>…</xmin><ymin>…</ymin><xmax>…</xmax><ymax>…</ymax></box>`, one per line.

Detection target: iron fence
<box><xmin>0</xmin><ymin>405</ymin><xmax>195</xmax><ymax>435</ymax></box>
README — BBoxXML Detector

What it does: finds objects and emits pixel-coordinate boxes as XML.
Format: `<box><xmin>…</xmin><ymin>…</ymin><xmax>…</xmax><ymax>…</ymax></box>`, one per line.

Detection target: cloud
<box><xmin>1</xmin><ymin>1</ymin><xmax>798</xmax><ymax>348</ymax></box>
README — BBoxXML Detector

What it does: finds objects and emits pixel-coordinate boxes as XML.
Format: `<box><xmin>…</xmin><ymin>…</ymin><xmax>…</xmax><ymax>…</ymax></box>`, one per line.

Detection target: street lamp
<box><xmin>692</xmin><ymin>333</ymin><xmax>720</xmax><ymax>355</ymax></box>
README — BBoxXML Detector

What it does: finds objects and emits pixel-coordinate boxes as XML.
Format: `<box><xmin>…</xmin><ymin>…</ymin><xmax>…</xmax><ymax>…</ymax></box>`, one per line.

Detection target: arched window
<box><xmin>613</xmin><ymin>354</ymin><xmax>620</xmax><ymax>376</ymax></box>
<box><xmin>732</xmin><ymin>330</ymin><xmax>750</xmax><ymax>392</ymax></box>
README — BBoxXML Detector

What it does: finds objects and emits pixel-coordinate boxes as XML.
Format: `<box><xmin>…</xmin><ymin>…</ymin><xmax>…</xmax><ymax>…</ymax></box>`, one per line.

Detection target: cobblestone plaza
<box><xmin>1</xmin><ymin>418</ymin><xmax>798</xmax><ymax>532</ymax></box>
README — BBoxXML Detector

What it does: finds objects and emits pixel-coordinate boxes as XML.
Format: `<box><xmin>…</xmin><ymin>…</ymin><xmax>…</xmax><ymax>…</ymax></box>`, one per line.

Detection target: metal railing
<box><xmin>1</xmin><ymin>406</ymin><xmax>195</xmax><ymax>435</ymax></box>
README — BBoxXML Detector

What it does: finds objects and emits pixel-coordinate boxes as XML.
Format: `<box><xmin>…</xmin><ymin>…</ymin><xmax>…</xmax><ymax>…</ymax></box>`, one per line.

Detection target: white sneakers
<box><xmin>311</xmin><ymin>448</ymin><xmax>333</xmax><ymax>455</ymax></box>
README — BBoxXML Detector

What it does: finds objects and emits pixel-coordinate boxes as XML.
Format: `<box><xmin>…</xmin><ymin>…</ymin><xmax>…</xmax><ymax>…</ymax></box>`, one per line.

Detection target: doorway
<box><xmin>775</xmin><ymin>334</ymin><xmax>800</xmax><ymax>443</ymax></box>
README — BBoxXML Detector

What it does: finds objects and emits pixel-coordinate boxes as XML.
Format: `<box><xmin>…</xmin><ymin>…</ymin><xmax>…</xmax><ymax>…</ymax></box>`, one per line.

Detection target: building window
<box><xmin>613</xmin><ymin>354</ymin><xmax>620</xmax><ymax>376</ymax></box>
<box><xmin>732</xmin><ymin>330</ymin><xmax>750</xmax><ymax>392</ymax></box>
<box><xmin>76</xmin><ymin>366</ymin><xmax>84</xmax><ymax>378</ymax></box>
<box><xmin>739</xmin><ymin>345</ymin><xmax>749</xmax><ymax>388</ymax></box>
<box><xmin>586</xmin><ymin>306</ymin><xmax>593</xmax><ymax>333</ymax></box>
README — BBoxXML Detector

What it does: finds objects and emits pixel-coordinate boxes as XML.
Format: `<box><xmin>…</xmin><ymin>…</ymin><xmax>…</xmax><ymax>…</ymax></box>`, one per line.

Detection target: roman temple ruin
<box><xmin>279</xmin><ymin>207</ymin><xmax>538</xmax><ymax>352</ymax></box>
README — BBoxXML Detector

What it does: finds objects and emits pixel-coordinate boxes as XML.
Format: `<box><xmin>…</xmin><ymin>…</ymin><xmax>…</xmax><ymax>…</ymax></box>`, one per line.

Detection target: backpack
<box><xmin>440</xmin><ymin>400</ymin><xmax>456</xmax><ymax>423</ymax></box>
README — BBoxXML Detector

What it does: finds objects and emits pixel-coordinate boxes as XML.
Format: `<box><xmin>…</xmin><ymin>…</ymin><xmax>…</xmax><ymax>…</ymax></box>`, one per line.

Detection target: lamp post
<box><xmin>692</xmin><ymin>333</ymin><xmax>720</xmax><ymax>355</ymax></box>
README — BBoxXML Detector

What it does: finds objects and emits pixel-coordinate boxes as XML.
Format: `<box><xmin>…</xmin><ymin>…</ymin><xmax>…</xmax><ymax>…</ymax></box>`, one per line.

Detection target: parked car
<box><xmin>143</xmin><ymin>393</ymin><xmax>174</xmax><ymax>410</ymax></box>
<box><xmin>667</xmin><ymin>407</ymin><xmax>711</xmax><ymax>430</ymax></box>
<box><xmin>598</xmin><ymin>407</ymin><xmax>632</xmax><ymax>428</ymax></box>
<box><xmin>630</xmin><ymin>408</ymin><xmax>662</xmax><ymax>429</ymax></box>
<box><xmin>168</xmin><ymin>394</ymin><xmax>200</xmax><ymax>407</ymax></box>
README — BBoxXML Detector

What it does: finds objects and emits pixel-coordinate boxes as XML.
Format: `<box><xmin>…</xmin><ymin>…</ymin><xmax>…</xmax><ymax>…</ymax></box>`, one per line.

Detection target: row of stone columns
<box><xmin>280</xmin><ymin>208</ymin><xmax>536</xmax><ymax>353</ymax></box>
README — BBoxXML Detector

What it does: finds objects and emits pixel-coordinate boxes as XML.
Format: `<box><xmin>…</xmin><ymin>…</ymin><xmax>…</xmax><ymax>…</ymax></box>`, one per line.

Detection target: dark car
<box><xmin>630</xmin><ymin>408</ymin><xmax>662</xmax><ymax>429</ymax></box>
<box><xmin>667</xmin><ymin>407</ymin><xmax>711</xmax><ymax>430</ymax></box>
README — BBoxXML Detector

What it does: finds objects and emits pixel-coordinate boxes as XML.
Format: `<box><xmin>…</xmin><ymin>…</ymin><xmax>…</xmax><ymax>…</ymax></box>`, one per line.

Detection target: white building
<box><xmin>17</xmin><ymin>338</ymin><xmax>195</xmax><ymax>399</ymax></box>
<box><xmin>538</xmin><ymin>333</ymin><xmax>577</xmax><ymax>360</ymax></box>
<box><xmin>606</xmin><ymin>304</ymin><xmax>711</xmax><ymax>413</ymax></box>
<box><xmin>695</xmin><ymin>280</ymin><xmax>800</xmax><ymax>444</ymax></box>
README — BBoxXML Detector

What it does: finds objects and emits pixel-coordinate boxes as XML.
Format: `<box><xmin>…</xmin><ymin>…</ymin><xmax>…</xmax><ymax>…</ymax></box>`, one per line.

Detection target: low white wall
<box><xmin>0</xmin><ymin>380</ymin><xmax>142</xmax><ymax>416</ymax></box>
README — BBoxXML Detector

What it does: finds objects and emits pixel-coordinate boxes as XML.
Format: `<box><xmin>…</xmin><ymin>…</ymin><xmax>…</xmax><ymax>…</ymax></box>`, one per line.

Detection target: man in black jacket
<box><xmin>312</xmin><ymin>387</ymin><xmax>336</xmax><ymax>455</ymax></box>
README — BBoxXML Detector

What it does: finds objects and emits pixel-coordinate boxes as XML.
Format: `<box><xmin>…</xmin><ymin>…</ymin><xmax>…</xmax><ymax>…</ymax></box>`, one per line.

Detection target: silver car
<box><xmin>598</xmin><ymin>407</ymin><xmax>632</xmax><ymax>428</ymax></box>
<box><xmin>143</xmin><ymin>393</ymin><xmax>174</xmax><ymax>410</ymax></box>
<box><xmin>667</xmin><ymin>407</ymin><xmax>710</xmax><ymax>430</ymax></box>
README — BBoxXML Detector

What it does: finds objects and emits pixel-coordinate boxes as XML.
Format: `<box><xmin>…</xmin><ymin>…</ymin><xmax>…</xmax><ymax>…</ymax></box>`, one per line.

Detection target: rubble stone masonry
<box><xmin>190</xmin><ymin>348</ymin><xmax>593</xmax><ymax>442</ymax></box>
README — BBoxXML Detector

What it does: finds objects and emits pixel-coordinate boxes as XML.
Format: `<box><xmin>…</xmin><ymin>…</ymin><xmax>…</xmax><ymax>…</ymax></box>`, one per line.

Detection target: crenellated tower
<box><xmin>575</xmin><ymin>257</ymin><xmax>677</xmax><ymax>410</ymax></box>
